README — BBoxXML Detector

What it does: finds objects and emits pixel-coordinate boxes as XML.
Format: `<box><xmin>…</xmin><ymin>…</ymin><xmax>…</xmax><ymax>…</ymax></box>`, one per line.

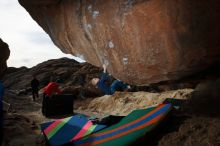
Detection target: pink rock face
<box><xmin>0</xmin><ymin>39</ymin><xmax>10</xmax><ymax>79</ymax></box>
<box><xmin>19</xmin><ymin>0</ymin><xmax>220</xmax><ymax>85</ymax></box>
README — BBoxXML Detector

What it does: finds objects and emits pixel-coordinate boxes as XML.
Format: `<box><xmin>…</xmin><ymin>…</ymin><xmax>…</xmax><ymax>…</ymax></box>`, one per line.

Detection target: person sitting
<box><xmin>42</xmin><ymin>79</ymin><xmax>62</xmax><ymax>116</ymax></box>
<box><xmin>43</xmin><ymin>79</ymin><xmax>62</xmax><ymax>98</ymax></box>
<box><xmin>91</xmin><ymin>64</ymin><xmax>131</xmax><ymax>95</ymax></box>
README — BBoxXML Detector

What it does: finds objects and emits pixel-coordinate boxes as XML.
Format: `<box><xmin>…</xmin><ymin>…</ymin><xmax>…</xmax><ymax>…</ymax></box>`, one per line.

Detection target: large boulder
<box><xmin>18</xmin><ymin>0</ymin><xmax>220</xmax><ymax>85</ymax></box>
<box><xmin>0</xmin><ymin>39</ymin><xmax>10</xmax><ymax>79</ymax></box>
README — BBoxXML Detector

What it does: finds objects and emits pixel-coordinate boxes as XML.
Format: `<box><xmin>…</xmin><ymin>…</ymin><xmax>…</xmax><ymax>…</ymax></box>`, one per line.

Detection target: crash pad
<box><xmin>41</xmin><ymin>114</ymin><xmax>106</xmax><ymax>146</ymax></box>
<box><xmin>74</xmin><ymin>104</ymin><xmax>172</xmax><ymax>146</ymax></box>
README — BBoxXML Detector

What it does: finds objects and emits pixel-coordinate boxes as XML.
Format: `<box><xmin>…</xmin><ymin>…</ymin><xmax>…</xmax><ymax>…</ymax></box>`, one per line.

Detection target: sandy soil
<box><xmin>74</xmin><ymin>89</ymin><xmax>192</xmax><ymax>117</ymax></box>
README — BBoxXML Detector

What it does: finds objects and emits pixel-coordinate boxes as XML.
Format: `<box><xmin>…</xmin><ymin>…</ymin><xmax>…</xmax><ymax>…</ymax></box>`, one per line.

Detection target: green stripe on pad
<box><xmin>48</xmin><ymin>117</ymin><xmax>72</xmax><ymax>139</ymax></box>
<box><xmin>97</xmin><ymin>107</ymin><xmax>156</xmax><ymax>133</ymax></box>
<box><xmin>83</xmin><ymin>125</ymin><xmax>97</xmax><ymax>137</ymax></box>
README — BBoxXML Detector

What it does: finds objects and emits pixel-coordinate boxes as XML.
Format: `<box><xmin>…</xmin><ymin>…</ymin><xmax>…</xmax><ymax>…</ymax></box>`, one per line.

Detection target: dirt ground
<box><xmin>2</xmin><ymin>85</ymin><xmax>220</xmax><ymax>146</ymax></box>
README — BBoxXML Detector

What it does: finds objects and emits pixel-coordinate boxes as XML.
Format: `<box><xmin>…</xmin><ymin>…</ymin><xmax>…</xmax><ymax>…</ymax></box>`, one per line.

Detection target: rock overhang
<box><xmin>18</xmin><ymin>0</ymin><xmax>220</xmax><ymax>85</ymax></box>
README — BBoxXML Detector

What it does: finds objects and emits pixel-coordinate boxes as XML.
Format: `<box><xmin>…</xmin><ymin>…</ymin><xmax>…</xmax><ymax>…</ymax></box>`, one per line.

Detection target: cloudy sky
<box><xmin>0</xmin><ymin>0</ymin><xmax>84</xmax><ymax>68</ymax></box>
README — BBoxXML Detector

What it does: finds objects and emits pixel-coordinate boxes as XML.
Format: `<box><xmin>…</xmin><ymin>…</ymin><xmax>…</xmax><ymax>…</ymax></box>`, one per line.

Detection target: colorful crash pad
<box><xmin>74</xmin><ymin>104</ymin><xmax>172</xmax><ymax>146</ymax></box>
<box><xmin>41</xmin><ymin>115</ymin><xmax>106</xmax><ymax>146</ymax></box>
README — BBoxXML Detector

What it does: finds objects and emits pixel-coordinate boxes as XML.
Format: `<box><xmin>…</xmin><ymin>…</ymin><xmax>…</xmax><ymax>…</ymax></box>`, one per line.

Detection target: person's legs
<box><xmin>36</xmin><ymin>89</ymin><xmax>39</xmax><ymax>98</ymax></box>
<box><xmin>110</xmin><ymin>80</ymin><xmax>129</xmax><ymax>94</ymax></box>
<box><xmin>32</xmin><ymin>90</ymin><xmax>35</xmax><ymax>101</ymax></box>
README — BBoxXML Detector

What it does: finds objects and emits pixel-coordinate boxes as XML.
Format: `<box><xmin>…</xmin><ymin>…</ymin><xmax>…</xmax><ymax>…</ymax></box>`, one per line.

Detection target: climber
<box><xmin>91</xmin><ymin>64</ymin><xmax>131</xmax><ymax>95</ymax></box>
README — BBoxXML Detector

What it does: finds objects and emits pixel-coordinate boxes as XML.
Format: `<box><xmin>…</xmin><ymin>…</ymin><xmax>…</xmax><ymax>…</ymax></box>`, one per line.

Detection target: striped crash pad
<box><xmin>41</xmin><ymin>115</ymin><xmax>106</xmax><ymax>146</ymax></box>
<box><xmin>74</xmin><ymin>104</ymin><xmax>172</xmax><ymax>146</ymax></box>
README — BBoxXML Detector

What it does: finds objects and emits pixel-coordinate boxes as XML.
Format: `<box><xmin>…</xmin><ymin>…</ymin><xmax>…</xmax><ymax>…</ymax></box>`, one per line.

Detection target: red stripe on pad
<box><xmin>44</xmin><ymin>118</ymin><xmax>64</xmax><ymax>135</ymax></box>
<box><xmin>71</xmin><ymin>121</ymin><xmax>93</xmax><ymax>141</ymax></box>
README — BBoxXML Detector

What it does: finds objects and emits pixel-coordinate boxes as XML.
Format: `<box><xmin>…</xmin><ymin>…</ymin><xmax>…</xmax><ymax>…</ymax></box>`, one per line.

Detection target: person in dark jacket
<box><xmin>0</xmin><ymin>81</ymin><xmax>4</xmax><ymax>143</ymax></box>
<box><xmin>91</xmin><ymin>64</ymin><xmax>130</xmax><ymax>95</ymax></box>
<box><xmin>31</xmin><ymin>75</ymin><xmax>40</xmax><ymax>101</ymax></box>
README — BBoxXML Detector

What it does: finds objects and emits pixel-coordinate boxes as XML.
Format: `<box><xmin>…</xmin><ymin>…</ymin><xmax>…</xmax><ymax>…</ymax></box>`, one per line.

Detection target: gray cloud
<box><xmin>22</xmin><ymin>58</ymin><xmax>31</xmax><ymax>63</ymax></box>
<box><xmin>24</xmin><ymin>31</ymin><xmax>53</xmax><ymax>45</ymax></box>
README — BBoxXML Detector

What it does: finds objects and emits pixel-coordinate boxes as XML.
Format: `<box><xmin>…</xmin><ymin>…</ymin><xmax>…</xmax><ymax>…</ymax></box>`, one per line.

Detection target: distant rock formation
<box><xmin>0</xmin><ymin>38</ymin><xmax>10</xmax><ymax>79</ymax></box>
<box><xmin>19</xmin><ymin>0</ymin><xmax>220</xmax><ymax>85</ymax></box>
<box><xmin>3</xmin><ymin>58</ymin><xmax>103</xmax><ymax>97</ymax></box>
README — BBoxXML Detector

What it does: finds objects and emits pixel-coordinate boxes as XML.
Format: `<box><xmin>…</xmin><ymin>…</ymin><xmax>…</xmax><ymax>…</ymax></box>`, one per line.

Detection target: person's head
<box><xmin>50</xmin><ymin>76</ymin><xmax>55</xmax><ymax>82</ymax></box>
<box><xmin>91</xmin><ymin>78</ymin><xmax>100</xmax><ymax>86</ymax></box>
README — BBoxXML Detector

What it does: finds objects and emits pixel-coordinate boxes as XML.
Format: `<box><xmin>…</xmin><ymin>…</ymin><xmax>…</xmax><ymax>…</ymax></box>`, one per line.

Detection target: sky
<box><xmin>0</xmin><ymin>0</ymin><xmax>85</xmax><ymax>68</ymax></box>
